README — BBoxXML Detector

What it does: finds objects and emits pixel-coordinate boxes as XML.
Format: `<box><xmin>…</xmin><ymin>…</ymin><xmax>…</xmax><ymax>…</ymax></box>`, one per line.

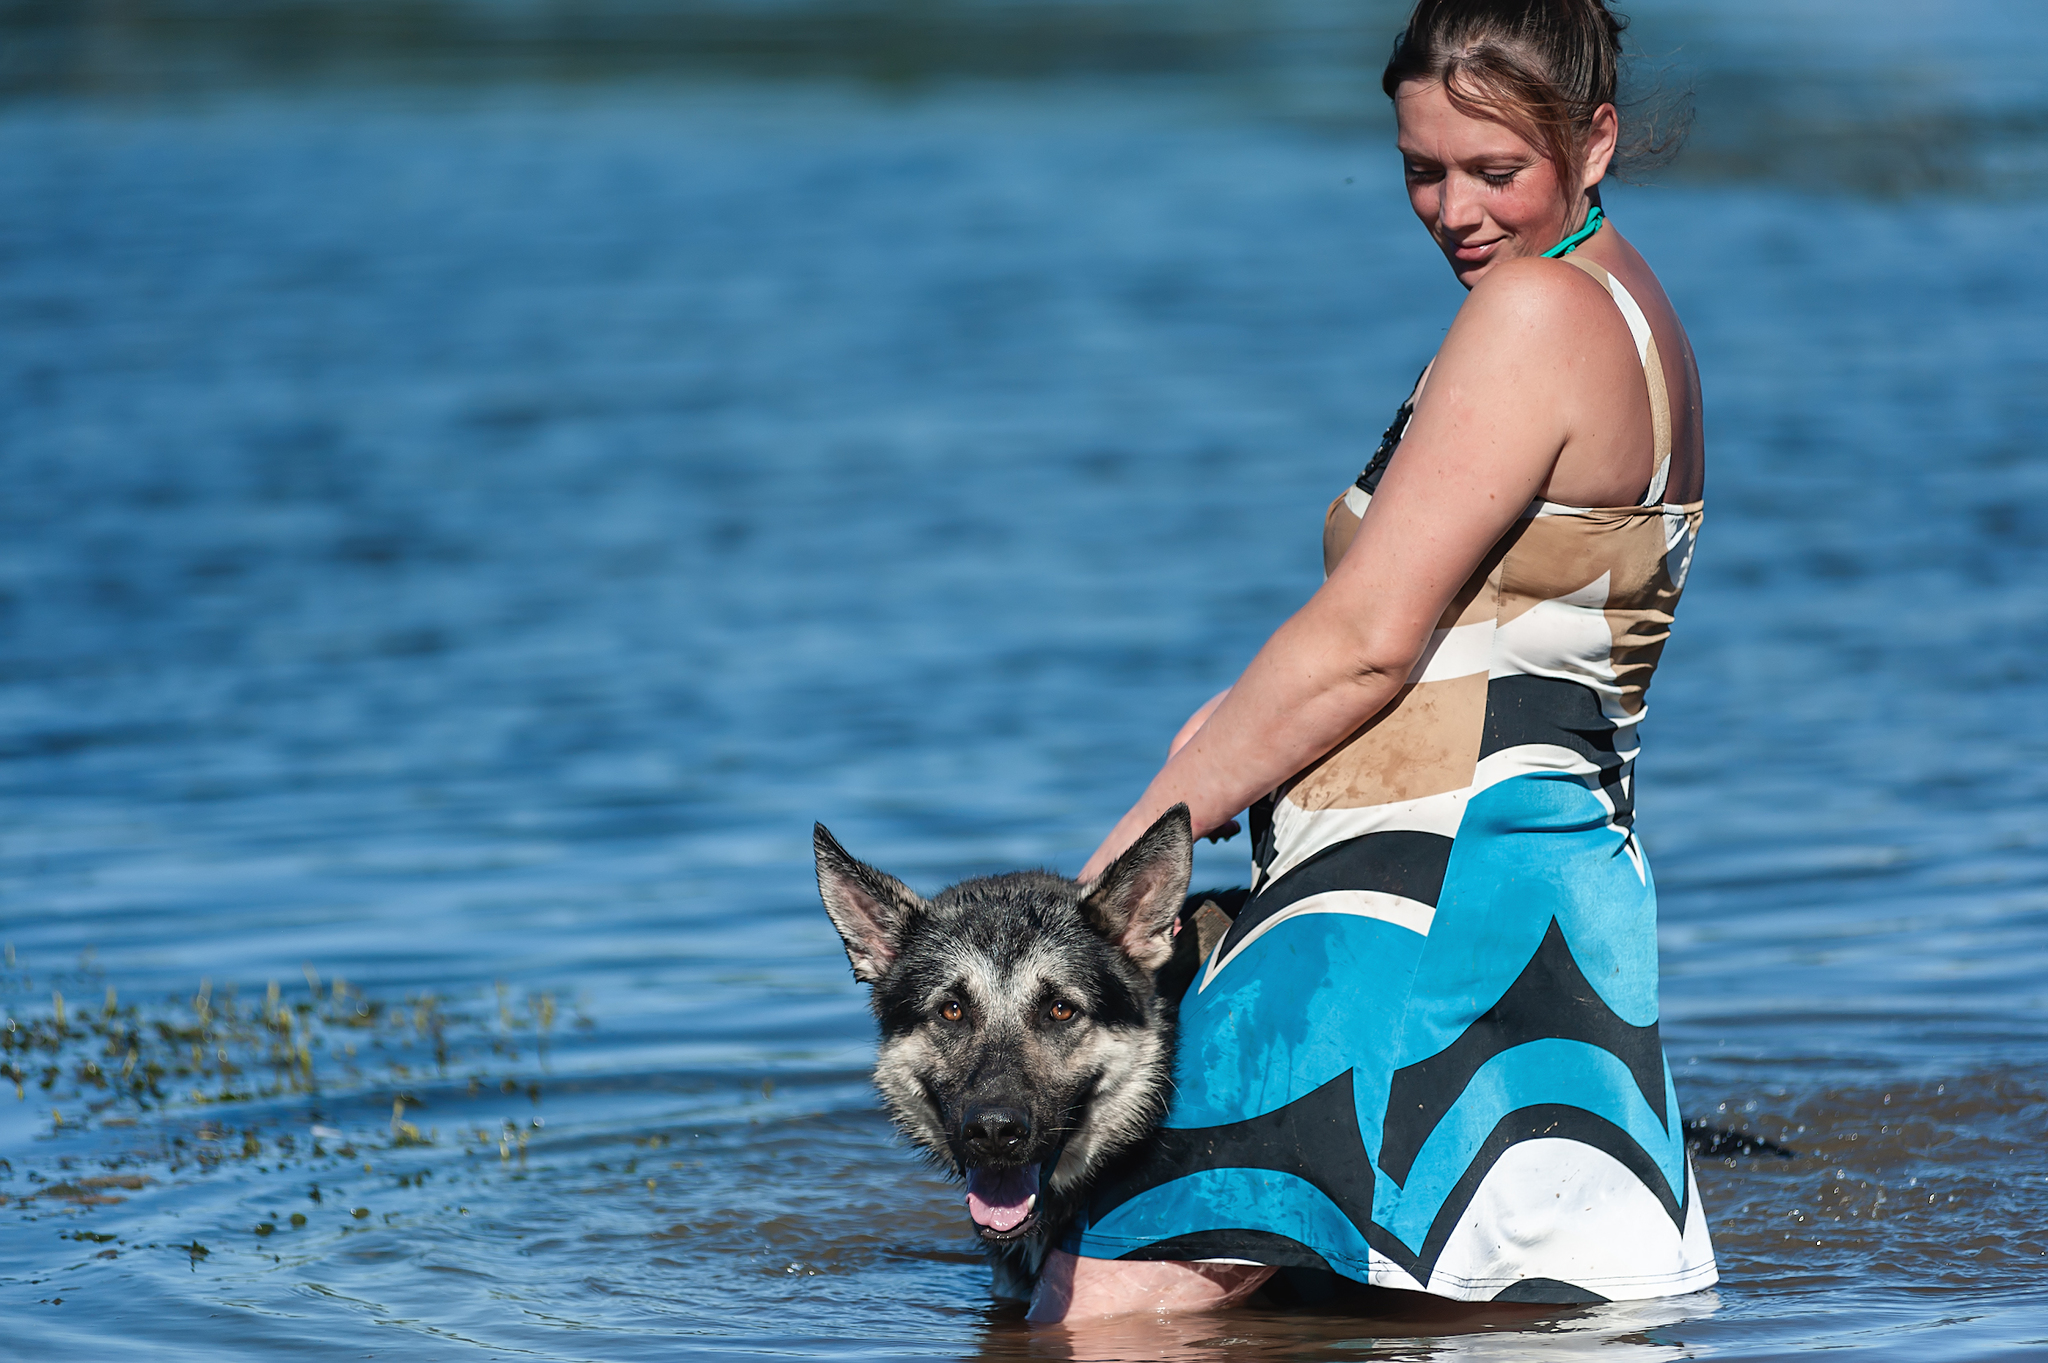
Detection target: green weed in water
<box><xmin>1</xmin><ymin>961</ymin><xmax>587</xmax><ymax>1139</ymax></box>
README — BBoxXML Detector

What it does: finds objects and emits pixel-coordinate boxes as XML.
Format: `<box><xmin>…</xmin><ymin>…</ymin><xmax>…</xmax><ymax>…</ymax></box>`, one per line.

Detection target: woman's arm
<box><xmin>1170</xmin><ymin>689</ymin><xmax>1244</xmax><ymax>843</ymax></box>
<box><xmin>1169</xmin><ymin>689</ymin><xmax>1232</xmax><ymax>758</ymax></box>
<box><xmin>1078</xmin><ymin>261</ymin><xmax>1598</xmax><ymax>882</ymax></box>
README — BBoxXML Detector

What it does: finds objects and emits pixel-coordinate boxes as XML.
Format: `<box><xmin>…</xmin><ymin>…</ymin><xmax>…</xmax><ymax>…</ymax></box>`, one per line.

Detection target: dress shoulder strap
<box><xmin>1560</xmin><ymin>254</ymin><xmax>1674</xmax><ymax>506</ymax></box>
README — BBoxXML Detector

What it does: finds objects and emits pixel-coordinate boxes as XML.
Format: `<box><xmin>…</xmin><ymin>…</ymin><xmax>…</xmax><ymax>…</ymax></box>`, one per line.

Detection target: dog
<box><xmin>812</xmin><ymin>804</ymin><xmax>1235</xmax><ymax>1300</ymax></box>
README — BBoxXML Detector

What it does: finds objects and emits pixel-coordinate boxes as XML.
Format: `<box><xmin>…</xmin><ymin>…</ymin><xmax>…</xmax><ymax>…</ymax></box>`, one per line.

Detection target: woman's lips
<box><xmin>1451</xmin><ymin>237</ymin><xmax>1503</xmax><ymax>262</ymax></box>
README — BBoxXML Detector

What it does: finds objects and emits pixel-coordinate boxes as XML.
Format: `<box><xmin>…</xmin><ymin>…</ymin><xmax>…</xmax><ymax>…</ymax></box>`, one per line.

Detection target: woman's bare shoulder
<box><xmin>1455</xmin><ymin>256</ymin><xmax>1616</xmax><ymax>333</ymax></box>
<box><xmin>1427</xmin><ymin>256</ymin><xmax>1634</xmax><ymax>393</ymax></box>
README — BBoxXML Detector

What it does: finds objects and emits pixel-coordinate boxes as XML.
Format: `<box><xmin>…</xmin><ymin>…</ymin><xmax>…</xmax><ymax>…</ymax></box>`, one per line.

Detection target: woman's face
<box><xmin>1393</xmin><ymin>78</ymin><xmax>1596</xmax><ymax>289</ymax></box>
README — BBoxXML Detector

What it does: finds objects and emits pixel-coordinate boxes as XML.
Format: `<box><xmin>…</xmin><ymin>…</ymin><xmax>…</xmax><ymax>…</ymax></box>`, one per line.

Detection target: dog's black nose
<box><xmin>962</xmin><ymin>1106</ymin><xmax>1031</xmax><ymax>1158</ymax></box>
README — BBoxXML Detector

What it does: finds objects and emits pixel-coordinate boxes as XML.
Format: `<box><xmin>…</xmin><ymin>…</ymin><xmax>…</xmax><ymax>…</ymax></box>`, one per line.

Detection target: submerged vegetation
<box><xmin>1</xmin><ymin>952</ymin><xmax>588</xmax><ymax>1139</ymax></box>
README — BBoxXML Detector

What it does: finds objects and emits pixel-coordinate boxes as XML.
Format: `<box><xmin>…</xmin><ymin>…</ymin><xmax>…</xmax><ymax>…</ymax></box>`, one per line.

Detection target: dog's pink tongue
<box><xmin>964</xmin><ymin>1165</ymin><xmax>1040</xmax><ymax>1232</ymax></box>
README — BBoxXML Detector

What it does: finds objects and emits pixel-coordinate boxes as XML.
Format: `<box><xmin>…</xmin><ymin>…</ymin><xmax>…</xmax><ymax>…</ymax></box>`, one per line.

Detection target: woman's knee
<box><xmin>1025</xmin><ymin>1248</ymin><xmax>1275</xmax><ymax>1323</ymax></box>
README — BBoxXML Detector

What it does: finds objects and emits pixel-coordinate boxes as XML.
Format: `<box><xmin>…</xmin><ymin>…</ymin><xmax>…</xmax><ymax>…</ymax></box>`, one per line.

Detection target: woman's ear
<box><xmin>1582</xmin><ymin>102</ymin><xmax>1620</xmax><ymax>190</ymax></box>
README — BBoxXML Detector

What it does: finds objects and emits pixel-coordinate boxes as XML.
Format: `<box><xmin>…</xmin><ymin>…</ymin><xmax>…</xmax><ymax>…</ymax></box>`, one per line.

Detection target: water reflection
<box><xmin>976</xmin><ymin>1290</ymin><xmax>1713</xmax><ymax>1361</ymax></box>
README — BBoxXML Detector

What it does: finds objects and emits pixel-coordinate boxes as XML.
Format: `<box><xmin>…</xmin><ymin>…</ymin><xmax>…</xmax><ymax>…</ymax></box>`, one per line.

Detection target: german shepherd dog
<box><xmin>811</xmin><ymin>804</ymin><xmax>1220</xmax><ymax>1300</ymax></box>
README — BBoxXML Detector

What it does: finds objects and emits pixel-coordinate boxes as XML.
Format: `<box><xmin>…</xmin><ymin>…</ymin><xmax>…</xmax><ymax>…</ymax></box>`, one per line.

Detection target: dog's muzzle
<box><xmin>964</xmin><ymin>1163</ymin><xmax>1041</xmax><ymax>1241</ymax></box>
<box><xmin>961</xmin><ymin>1105</ymin><xmax>1043</xmax><ymax>1240</ymax></box>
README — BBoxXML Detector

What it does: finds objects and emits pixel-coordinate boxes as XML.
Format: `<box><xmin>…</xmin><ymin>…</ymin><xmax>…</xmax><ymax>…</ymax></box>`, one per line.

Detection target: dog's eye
<box><xmin>938</xmin><ymin>1001</ymin><xmax>963</xmax><ymax>1023</ymax></box>
<box><xmin>1047</xmin><ymin>1000</ymin><xmax>1076</xmax><ymax>1023</ymax></box>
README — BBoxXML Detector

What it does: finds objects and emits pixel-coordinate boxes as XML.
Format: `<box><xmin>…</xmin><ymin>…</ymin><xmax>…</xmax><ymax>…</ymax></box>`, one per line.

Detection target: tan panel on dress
<box><xmin>1492</xmin><ymin>504</ymin><xmax>1701</xmax><ymax>716</ymax></box>
<box><xmin>1286</xmin><ymin>670</ymin><xmax>1488</xmax><ymax>811</ymax></box>
<box><xmin>1595</xmin><ymin>504</ymin><xmax>1704</xmax><ymax>715</ymax></box>
<box><xmin>1494</xmin><ymin>510</ymin><xmax>1666</xmax><ymax>626</ymax></box>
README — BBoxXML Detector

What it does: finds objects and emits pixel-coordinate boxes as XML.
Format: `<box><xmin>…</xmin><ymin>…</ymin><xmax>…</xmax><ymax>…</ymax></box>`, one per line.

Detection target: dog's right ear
<box><xmin>814</xmin><ymin>824</ymin><xmax>926</xmax><ymax>984</ymax></box>
<box><xmin>1079</xmin><ymin>804</ymin><xmax>1195</xmax><ymax>973</ymax></box>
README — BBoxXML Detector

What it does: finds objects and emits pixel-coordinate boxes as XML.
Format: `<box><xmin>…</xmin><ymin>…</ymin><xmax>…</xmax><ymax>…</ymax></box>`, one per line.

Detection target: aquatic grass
<box><xmin>1</xmin><ymin>960</ymin><xmax>586</xmax><ymax>1140</ymax></box>
<box><xmin>0</xmin><ymin>961</ymin><xmax>597</xmax><ymax>1268</ymax></box>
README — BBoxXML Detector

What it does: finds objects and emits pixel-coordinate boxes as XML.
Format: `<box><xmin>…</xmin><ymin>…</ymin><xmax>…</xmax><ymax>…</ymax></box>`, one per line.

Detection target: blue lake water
<box><xmin>2</xmin><ymin>2</ymin><xmax>2046</xmax><ymax>1357</ymax></box>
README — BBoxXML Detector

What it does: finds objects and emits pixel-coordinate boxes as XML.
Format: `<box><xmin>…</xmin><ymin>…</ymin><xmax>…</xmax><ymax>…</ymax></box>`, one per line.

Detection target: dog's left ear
<box><xmin>815</xmin><ymin>824</ymin><xmax>927</xmax><ymax>984</ymax></box>
<box><xmin>1079</xmin><ymin>804</ymin><xmax>1194</xmax><ymax>973</ymax></box>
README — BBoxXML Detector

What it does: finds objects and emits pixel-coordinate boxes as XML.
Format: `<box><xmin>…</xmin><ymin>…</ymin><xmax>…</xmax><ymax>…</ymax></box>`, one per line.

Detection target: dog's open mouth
<box><xmin>964</xmin><ymin>1164</ymin><xmax>1040</xmax><ymax>1241</ymax></box>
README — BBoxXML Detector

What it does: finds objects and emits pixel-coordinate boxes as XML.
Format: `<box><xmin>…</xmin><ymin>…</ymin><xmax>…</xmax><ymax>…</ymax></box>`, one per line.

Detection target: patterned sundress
<box><xmin>1067</xmin><ymin>255</ymin><xmax>1718</xmax><ymax>1304</ymax></box>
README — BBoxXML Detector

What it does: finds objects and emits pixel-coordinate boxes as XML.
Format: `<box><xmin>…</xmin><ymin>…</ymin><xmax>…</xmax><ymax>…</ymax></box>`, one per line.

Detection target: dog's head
<box><xmin>812</xmin><ymin>806</ymin><xmax>1193</xmax><ymax>1246</ymax></box>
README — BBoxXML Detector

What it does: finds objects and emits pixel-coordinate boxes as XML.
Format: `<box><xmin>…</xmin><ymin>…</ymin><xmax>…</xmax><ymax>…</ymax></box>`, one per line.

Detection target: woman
<box><xmin>1029</xmin><ymin>0</ymin><xmax>1714</xmax><ymax>1322</ymax></box>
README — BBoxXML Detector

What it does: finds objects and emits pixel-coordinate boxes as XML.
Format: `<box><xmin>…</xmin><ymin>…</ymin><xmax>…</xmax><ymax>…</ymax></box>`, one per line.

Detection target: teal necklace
<box><xmin>1542</xmin><ymin>204</ymin><xmax>1605</xmax><ymax>258</ymax></box>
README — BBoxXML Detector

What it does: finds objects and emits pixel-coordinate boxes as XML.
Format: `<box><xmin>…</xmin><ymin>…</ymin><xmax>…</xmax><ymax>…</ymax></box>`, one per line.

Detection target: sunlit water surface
<box><xmin>3</xmin><ymin>7</ymin><xmax>2046</xmax><ymax>1359</ymax></box>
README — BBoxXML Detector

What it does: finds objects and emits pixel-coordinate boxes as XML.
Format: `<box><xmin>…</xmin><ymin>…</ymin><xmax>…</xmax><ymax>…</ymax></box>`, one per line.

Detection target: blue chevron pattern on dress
<box><xmin>1070</xmin><ymin>773</ymin><xmax>1693</xmax><ymax>1291</ymax></box>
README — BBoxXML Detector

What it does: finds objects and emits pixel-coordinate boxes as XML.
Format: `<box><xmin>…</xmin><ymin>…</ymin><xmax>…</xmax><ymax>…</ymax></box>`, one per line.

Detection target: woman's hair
<box><xmin>1381</xmin><ymin>0</ymin><xmax>1688</xmax><ymax>189</ymax></box>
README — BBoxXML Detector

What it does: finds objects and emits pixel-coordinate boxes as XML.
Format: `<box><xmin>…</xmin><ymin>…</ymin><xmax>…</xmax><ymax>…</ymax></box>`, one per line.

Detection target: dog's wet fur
<box><xmin>813</xmin><ymin>805</ymin><xmax>1203</xmax><ymax>1300</ymax></box>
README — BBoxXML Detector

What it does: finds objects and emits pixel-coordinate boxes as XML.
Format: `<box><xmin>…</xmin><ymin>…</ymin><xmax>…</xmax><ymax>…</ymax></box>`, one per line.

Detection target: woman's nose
<box><xmin>1438</xmin><ymin>174</ymin><xmax>1486</xmax><ymax>234</ymax></box>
